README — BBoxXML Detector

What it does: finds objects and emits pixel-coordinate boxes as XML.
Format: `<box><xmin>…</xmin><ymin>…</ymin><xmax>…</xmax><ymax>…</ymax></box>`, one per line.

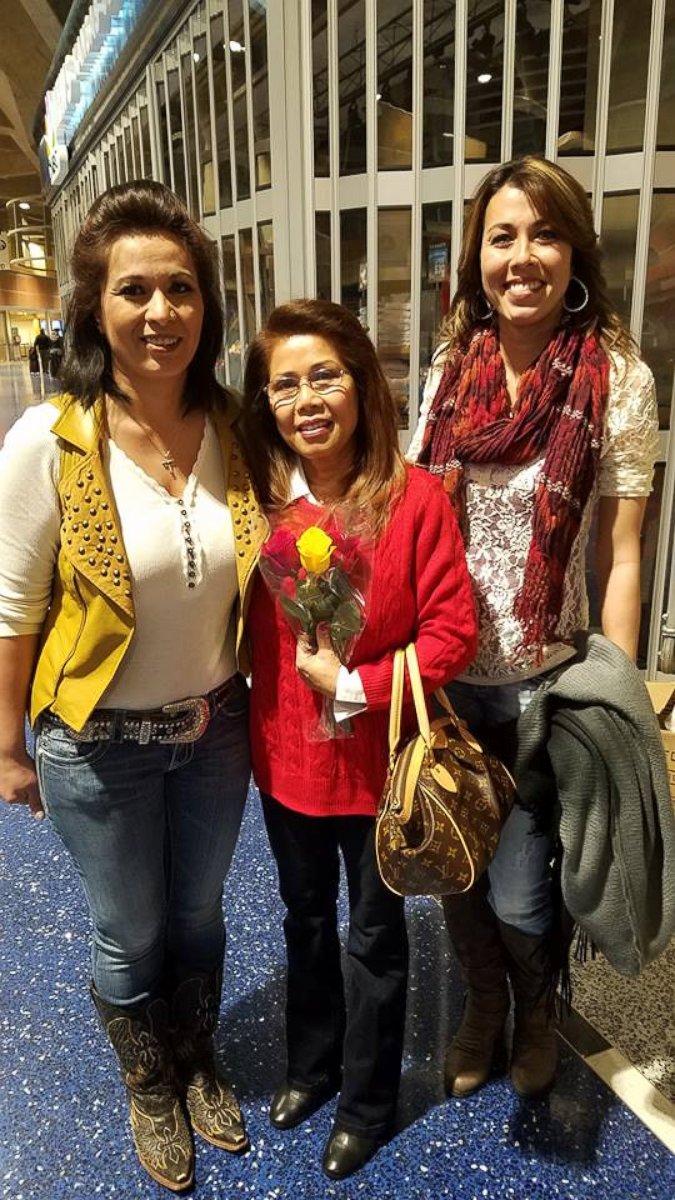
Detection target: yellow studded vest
<box><xmin>30</xmin><ymin>395</ymin><xmax>267</xmax><ymax>732</ymax></box>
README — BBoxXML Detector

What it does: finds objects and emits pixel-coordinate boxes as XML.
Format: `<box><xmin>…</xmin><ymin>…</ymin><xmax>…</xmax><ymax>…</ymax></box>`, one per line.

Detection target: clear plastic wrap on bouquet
<box><xmin>259</xmin><ymin>506</ymin><xmax>372</xmax><ymax>740</ymax></box>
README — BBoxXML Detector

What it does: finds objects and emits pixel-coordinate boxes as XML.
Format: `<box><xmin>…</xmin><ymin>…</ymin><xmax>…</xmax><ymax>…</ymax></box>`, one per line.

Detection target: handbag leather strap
<box><xmin>388</xmin><ymin>644</ymin><xmax>483</xmax><ymax>763</ymax></box>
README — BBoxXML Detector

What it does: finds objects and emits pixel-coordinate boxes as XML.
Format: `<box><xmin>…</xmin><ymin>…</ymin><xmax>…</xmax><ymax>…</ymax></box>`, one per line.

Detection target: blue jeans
<box><xmin>35</xmin><ymin>678</ymin><xmax>251</xmax><ymax>1006</ymax></box>
<box><xmin>447</xmin><ymin>677</ymin><xmax>554</xmax><ymax>936</ymax></box>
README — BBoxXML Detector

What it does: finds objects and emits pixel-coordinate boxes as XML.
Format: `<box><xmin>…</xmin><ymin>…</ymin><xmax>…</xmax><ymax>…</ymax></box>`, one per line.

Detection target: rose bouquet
<box><xmin>259</xmin><ymin>513</ymin><xmax>371</xmax><ymax>739</ymax></box>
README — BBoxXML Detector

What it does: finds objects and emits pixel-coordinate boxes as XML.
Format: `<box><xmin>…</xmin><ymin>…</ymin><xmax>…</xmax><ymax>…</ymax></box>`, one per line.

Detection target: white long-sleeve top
<box><xmin>0</xmin><ymin>402</ymin><xmax>238</xmax><ymax>709</ymax></box>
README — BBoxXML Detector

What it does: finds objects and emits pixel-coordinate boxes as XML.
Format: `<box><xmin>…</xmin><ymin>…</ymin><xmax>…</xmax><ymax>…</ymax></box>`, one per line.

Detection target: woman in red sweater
<box><xmin>242</xmin><ymin>300</ymin><xmax>476</xmax><ymax>1180</ymax></box>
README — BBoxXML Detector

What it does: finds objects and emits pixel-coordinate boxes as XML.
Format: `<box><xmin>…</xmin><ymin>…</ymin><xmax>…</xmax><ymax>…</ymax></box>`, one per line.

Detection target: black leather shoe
<box><xmin>269</xmin><ymin>1081</ymin><xmax>337</xmax><ymax>1129</ymax></box>
<box><xmin>322</xmin><ymin>1128</ymin><xmax>382</xmax><ymax>1179</ymax></box>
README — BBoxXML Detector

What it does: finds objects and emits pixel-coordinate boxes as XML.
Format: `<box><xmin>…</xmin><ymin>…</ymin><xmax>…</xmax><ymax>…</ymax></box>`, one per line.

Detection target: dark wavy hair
<box><xmin>60</xmin><ymin>180</ymin><xmax>229</xmax><ymax>411</ymax></box>
<box><xmin>443</xmin><ymin>155</ymin><xmax>634</xmax><ymax>358</ymax></box>
<box><xmin>241</xmin><ymin>299</ymin><xmax>406</xmax><ymax>534</ymax></box>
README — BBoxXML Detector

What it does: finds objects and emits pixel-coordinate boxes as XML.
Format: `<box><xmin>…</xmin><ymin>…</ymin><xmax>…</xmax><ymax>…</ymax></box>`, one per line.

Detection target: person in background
<box><xmin>33</xmin><ymin>325</ymin><xmax>51</xmax><ymax>373</ymax></box>
<box><xmin>410</xmin><ymin>155</ymin><xmax>658</xmax><ymax>1101</ymax></box>
<box><xmin>241</xmin><ymin>299</ymin><xmax>477</xmax><ymax>1180</ymax></box>
<box><xmin>0</xmin><ymin>181</ymin><xmax>266</xmax><ymax>1193</ymax></box>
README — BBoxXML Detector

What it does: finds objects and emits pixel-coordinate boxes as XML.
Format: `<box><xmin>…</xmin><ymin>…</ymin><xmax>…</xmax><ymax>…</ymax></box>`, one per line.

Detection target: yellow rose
<box><xmin>296</xmin><ymin>526</ymin><xmax>335</xmax><ymax>575</ymax></box>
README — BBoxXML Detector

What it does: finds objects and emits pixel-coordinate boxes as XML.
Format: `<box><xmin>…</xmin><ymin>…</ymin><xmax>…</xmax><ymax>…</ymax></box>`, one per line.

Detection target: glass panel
<box><xmin>103</xmin><ymin>149</ymin><xmax>111</xmax><ymax>188</ymax></box>
<box><xmin>116</xmin><ymin>134</ymin><xmax>125</xmax><ymax>182</ymax></box>
<box><xmin>377</xmin><ymin>0</ymin><xmax>413</xmax><ymax>171</ymax></box>
<box><xmin>338</xmin><ymin>0</ymin><xmax>366</xmax><ymax>175</ymax></box>
<box><xmin>378</xmin><ymin>208</ymin><xmax>411</xmax><ymax>429</ymax></box>
<box><xmin>181</xmin><ymin>53</ymin><xmax>200</xmax><ymax>218</ymax></box>
<box><xmin>643</xmin><ymin>191</ymin><xmax>675</xmax><ymax>429</ymax></box>
<box><xmin>194</xmin><ymin>34</ymin><xmax>215</xmax><ymax>215</ymax></box>
<box><xmin>139</xmin><ymin>105</ymin><xmax>152</xmax><ymax>176</ymax></box>
<box><xmin>422</xmin><ymin>0</ymin><xmax>455</xmax><ymax>168</ymax></box>
<box><xmin>258</xmin><ymin>221</ymin><xmax>275</xmax><ymax>322</ymax></box>
<box><xmin>239</xmin><ymin>227</ymin><xmax>256</xmax><ymax>352</ymax></box>
<box><xmin>131</xmin><ymin>115</ymin><xmax>141</xmax><ymax>176</ymax></box>
<box><xmin>124</xmin><ymin>125</ymin><xmax>135</xmax><ymax>178</ymax></box>
<box><xmin>420</xmin><ymin>201</ymin><xmax>452</xmax><ymax>383</ymax></box>
<box><xmin>221</xmin><ymin>235</ymin><xmax>241</xmax><ymax>388</ymax></box>
<box><xmin>340</xmin><ymin>207</ymin><xmax>367</xmax><ymax>323</ymax></box>
<box><xmin>558</xmin><ymin>0</ymin><xmax>601</xmax><ymax>155</ymax></box>
<box><xmin>657</xmin><ymin>0</ymin><xmax>675</xmax><ymax>149</ymax></box>
<box><xmin>512</xmin><ymin>0</ymin><xmax>549</xmax><ymax>157</ymax></box>
<box><xmin>601</xmin><ymin>192</ymin><xmax>640</xmax><ymax>326</ymax></box>
<box><xmin>230</xmin><ymin>0</ymin><xmax>251</xmax><ymax>201</ymax></box>
<box><xmin>167</xmin><ymin>68</ymin><xmax>187</xmax><ymax>202</ymax></box>
<box><xmin>156</xmin><ymin>80</ymin><xmax>172</xmax><ymax>185</ymax></box>
<box><xmin>465</xmin><ymin>1</ymin><xmax>505</xmax><ymax>161</ymax></box>
<box><xmin>211</xmin><ymin>15</ymin><xmax>233</xmax><ymax>209</ymax></box>
<box><xmin>250</xmin><ymin>1</ymin><xmax>271</xmax><ymax>188</ymax></box>
<box><xmin>312</xmin><ymin>0</ymin><xmax>330</xmax><ymax>175</ymax></box>
<box><xmin>315</xmin><ymin>212</ymin><xmax>332</xmax><ymax>299</ymax></box>
<box><xmin>606</xmin><ymin>0</ymin><xmax>653</xmax><ymax>152</ymax></box>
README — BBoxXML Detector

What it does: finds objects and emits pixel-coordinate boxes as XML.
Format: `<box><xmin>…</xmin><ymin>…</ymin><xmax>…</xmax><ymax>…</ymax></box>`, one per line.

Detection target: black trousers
<box><xmin>261</xmin><ymin>794</ymin><xmax>409</xmax><ymax>1137</ymax></box>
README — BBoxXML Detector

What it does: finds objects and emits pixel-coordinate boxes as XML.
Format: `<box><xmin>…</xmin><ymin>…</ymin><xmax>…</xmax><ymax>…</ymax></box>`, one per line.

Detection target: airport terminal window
<box><xmin>156</xmin><ymin>79</ymin><xmax>172</xmax><ymax>187</ymax></box>
<box><xmin>465</xmin><ymin>1</ymin><xmax>505</xmax><ymax>161</ymax></box>
<box><xmin>139</xmin><ymin>105</ymin><xmax>152</xmax><ymax>176</ymax></box>
<box><xmin>239</xmin><ymin>227</ymin><xmax>256</xmax><ymax>352</ymax></box>
<box><xmin>420</xmin><ymin>201</ymin><xmax>452</xmax><ymax>382</ymax></box>
<box><xmin>313</xmin><ymin>0</ymin><xmax>330</xmax><ymax>176</ymax></box>
<box><xmin>315</xmin><ymin>212</ymin><xmax>332</xmax><ymax>299</ymax></box>
<box><xmin>657</xmin><ymin>0</ymin><xmax>675</xmax><ymax>149</ymax></box>
<box><xmin>116</xmin><ymin>133</ymin><xmax>126</xmax><ymax>182</ymax></box>
<box><xmin>221</xmin><ymin>234</ymin><xmax>241</xmax><ymax>387</ymax></box>
<box><xmin>258</xmin><ymin>221</ymin><xmax>275</xmax><ymax>322</ymax></box>
<box><xmin>338</xmin><ymin>0</ymin><xmax>366</xmax><ymax>176</ymax></box>
<box><xmin>558</xmin><ymin>0</ymin><xmax>601</xmax><ymax>155</ymax></box>
<box><xmin>601</xmin><ymin>191</ymin><xmax>640</xmax><ymax>326</ymax></box>
<box><xmin>250</xmin><ymin>1</ymin><xmax>271</xmax><ymax>188</ymax></box>
<box><xmin>378</xmin><ymin>206</ymin><xmax>411</xmax><ymax>428</ymax></box>
<box><xmin>606</xmin><ymin>0</ymin><xmax>652</xmax><ymax>152</ymax></box>
<box><xmin>643</xmin><ymin>191</ymin><xmax>675</xmax><ymax>428</ymax></box>
<box><xmin>512</xmin><ymin>0</ymin><xmax>549</xmax><ymax>157</ymax></box>
<box><xmin>340</xmin><ymin>207</ymin><xmax>367</xmax><ymax>321</ymax></box>
<box><xmin>377</xmin><ymin>0</ymin><xmax>413</xmax><ymax>171</ymax></box>
<box><xmin>230</xmin><ymin>0</ymin><xmax>251</xmax><ymax>201</ymax></box>
<box><xmin>167</xmin><ymin>68</ymin><xmax>188</xmax><ymax>203</ymax></box>
<box><xmin>194</xmin><ymin>34</ymin><xmax>215</xmax><ymax>214</ymax></box>
<box><xmin>131</xmin><ymin>116</ymin><xmax>141</xmax><ymax>175</ymax></box>
<box><xmin>422</xmin><ymin>0</ymin><xmax>454</xmax><ymax>169</ymax></box>
<box><xmin>211</xmin><ymin>14</ymin><xmax>233</xmax><ymax>209</ymax></box>
<box><xmin>181</xmin><ymin>52</ymin><xmax>200</xmax><ymax>218</ymax></box>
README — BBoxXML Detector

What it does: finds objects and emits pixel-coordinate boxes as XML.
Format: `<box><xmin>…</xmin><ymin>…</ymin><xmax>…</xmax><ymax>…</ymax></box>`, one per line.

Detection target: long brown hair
<box><xmin>442</xmin><ymin>155</ymin><xmax>634</xmax><ymax>359</ymax></box>
<box><xmin>241</xmin><ymin>299</ymin><xmax>406</xmax><ymax>534</ymax></box>
<box><xmin>60</xmin><ymin>180</ymin><xmax>231</xmax><ymax>411</ymax></box>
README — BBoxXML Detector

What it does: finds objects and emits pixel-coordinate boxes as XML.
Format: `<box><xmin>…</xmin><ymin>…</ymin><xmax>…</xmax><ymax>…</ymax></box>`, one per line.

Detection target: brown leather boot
<box><xmin>498</xmin><ymin>921</ymin><xmax>559</xmax><ymax>1097</ymax></box>
<box><xmin>442</xmin><ymin>880</ymin><xmax>510</xmax><ymax>1097</ymax></box>
<box><xmin>170</xmin><ymin>970</ymin><xmax>248</xmax><ymax>1153</ymax></box>
<box><xmin>91</xmin><ymin>986</ymin><xmax>194</xmax><ymax>1192</ymax></box>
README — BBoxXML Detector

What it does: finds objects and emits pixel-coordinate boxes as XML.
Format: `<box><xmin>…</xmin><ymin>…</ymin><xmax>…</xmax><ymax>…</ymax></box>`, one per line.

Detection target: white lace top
<box><xmin>408</xmin><ymin>349</ymin><xmax>659</xmax><ymax>684</ymax></box>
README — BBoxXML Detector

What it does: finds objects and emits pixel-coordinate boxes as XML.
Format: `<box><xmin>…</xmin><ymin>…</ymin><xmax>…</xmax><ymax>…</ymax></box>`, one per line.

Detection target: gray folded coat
<box><xmin>514</xmin><ymin>633</ymin><xmax>675</xmax><ymax>975</ymax></box>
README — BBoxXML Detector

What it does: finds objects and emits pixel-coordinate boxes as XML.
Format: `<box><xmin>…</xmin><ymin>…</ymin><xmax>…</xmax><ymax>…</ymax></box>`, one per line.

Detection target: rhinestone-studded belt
<box><xmin>42</xmin><ymin>676</ymin><xmax>245</xmax><ymax>745</ymax></box>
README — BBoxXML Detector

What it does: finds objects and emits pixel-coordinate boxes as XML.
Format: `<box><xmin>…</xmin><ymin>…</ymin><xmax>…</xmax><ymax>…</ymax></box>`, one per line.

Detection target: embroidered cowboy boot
<box><xmin>91</xmin><ymin>986</ymin><xmax>193</xmax><ymax>1192</ymax></box>
<box><xmin>498</xmin><ymin>920</ymin><xmax>559</xmax><ymax>1097</ymax></box>
<box><xmin>170</xmin><ymin>969</ymin><xmax>248</xmax><ymax>1152</ymax></box>
<box><xmin>442</xmin><ymin>880</ymin><xmax>510</xmax><ymax>1097</ymax></box>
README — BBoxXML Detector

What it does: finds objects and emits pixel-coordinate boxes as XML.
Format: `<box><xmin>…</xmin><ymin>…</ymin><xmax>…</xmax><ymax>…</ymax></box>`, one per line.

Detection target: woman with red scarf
<box><xmin>411</xmin><ymin>156</ymin><xmax>658</xmax><ymax>1101</ymax></box>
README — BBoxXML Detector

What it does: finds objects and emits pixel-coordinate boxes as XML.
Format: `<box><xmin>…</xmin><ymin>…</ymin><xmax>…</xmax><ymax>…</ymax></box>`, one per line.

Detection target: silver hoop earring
<box><xmin>475</xmin><ymin>294</ymin><xmax>495</xmax><ymax>321</ymax></box>
<box><xmin>563</xmin><ymin>276</ymin><xmax>589</xmax><ymax>314</ymax></box>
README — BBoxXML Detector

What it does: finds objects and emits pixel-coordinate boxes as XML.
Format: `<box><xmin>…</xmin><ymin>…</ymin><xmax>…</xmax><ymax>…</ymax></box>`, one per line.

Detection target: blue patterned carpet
<box><xmin>1</xmin><ymin>783</ymin><xmax>673</xmax><ymax>1200</ymax></box>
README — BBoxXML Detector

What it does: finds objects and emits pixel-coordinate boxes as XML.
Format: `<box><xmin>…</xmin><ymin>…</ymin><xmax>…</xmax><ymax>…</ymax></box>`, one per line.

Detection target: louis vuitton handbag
<box><xmin>376</xmin><ymin>644</ymin><xmax>516</xmax><ymax>897</ymax></box>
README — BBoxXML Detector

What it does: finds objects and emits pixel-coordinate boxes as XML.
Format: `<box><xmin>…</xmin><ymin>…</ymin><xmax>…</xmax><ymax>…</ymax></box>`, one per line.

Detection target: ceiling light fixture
<box><xmin>477</xmin><ymin>72</ymin><xmax>493</xmax><ymax>84</ymax></box>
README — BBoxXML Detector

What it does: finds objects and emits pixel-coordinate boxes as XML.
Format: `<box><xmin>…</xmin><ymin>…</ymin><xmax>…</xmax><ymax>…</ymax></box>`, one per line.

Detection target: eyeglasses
<box><xmin>264</xmin><ymin>366</ymin><xmax>351</xmax><ymax>411</ymax></box>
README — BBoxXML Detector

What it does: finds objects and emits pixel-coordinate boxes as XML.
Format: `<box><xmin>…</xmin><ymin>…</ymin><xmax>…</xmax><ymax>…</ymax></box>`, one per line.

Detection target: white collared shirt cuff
<box><xmin>334</xmin><ymin>666</ymin><xmax>367</xmax><ymax>723</ymax></box>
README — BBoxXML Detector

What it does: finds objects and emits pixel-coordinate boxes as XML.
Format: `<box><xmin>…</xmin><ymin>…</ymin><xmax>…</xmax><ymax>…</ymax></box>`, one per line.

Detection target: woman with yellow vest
<box><xmin>0</xmin><ymin>182</ymin><xmax>266</xmax><ymax>1193</ymax></box>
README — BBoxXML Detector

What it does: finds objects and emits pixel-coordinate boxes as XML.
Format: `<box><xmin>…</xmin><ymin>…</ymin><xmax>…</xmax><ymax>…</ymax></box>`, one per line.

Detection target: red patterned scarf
<box><xmin>417</xmin><ymin>324</ymin><xmax>609</xmax><ymax>648</ymax></box>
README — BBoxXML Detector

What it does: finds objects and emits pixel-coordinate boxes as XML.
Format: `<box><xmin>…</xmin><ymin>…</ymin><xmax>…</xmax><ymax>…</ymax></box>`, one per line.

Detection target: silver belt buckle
<box><xmin>160</xmin><ymin>697</ymin><xmax>210</xmax><ymax>743</ymax></box>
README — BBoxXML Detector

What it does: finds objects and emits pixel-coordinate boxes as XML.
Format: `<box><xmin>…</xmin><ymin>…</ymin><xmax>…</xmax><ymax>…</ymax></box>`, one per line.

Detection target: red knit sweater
<box><xmin>248</xmin><ymin>465</ymin><xmax>477</xmax><ymax>817</ymax></box>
